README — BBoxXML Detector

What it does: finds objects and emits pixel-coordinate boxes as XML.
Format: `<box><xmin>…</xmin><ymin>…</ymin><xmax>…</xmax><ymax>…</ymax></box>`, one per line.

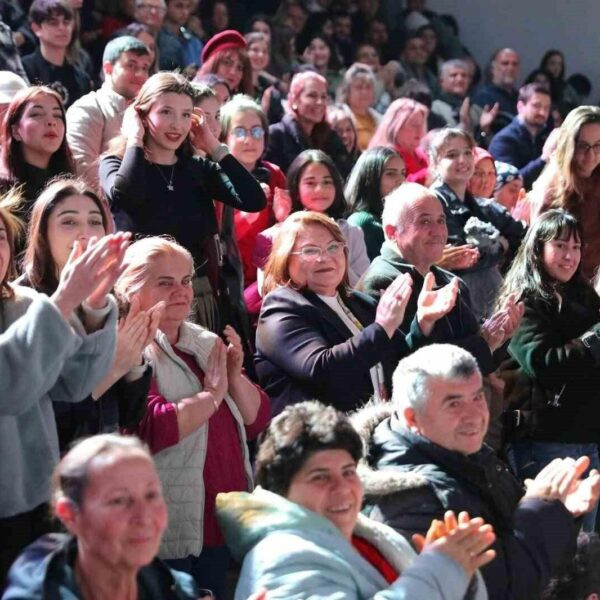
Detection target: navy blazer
<box><xmin>254</xmin><ymin>286</ymin><xmax>424</xmax><ymax>415</ymax></box>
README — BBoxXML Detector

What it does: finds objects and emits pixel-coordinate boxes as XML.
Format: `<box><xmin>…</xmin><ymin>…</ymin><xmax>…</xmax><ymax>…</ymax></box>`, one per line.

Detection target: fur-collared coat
<box><xmin>351</xmin><ymin>403</ymin><xmax>578</xmax><ymax>600</ymax></box>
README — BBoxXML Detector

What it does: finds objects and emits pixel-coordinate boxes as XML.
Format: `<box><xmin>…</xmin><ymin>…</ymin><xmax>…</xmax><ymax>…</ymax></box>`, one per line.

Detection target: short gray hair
<box><xmin>392</xmin><ymin>344</ymin><xmax>479</xmax><ymax>413</ymax></box>
<box><xmin>439</xmin><ymin>59</ymin><xmax>469</xmax><ymax>81</ymax></box>
<box><xmin>381</xmin><ymin>182</ymin><xmax>437</xmax><ymax>238</ymax></box>
<box><xmin>336</xmin><ymin>62</ymin><xmax>376</xmax><ymax>104</ymax></box>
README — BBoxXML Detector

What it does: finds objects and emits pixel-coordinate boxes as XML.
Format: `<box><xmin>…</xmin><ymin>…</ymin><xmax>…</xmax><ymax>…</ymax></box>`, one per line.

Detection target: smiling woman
<box><xmin>254</xmin><ymin>211</ymin><xmax>456</xmax><ymax>414</ymax></box>
<box><xmin>3</xmin><ymin>434</ymin><xmax>201</xmax><ymax>599</ymax></box>
<box><xmin>19</xmin><ymin>177</ymin><xmax>155</xmax><ymax>455</ymax></box>
<box><xmin>217</xmin><ymin>401</ymin><xmax>493</xmax><ymax>600</ymax></box>
<box><xmin>0</xmin><ymin>86</ymin><xmax>74</xmax><ymax>228</ymax></box>
<box><xmin>113</xmin><ymin>236</ymin><xmax>270</xmax><ymax>597</ymax></box>
<box><xmin>100</xmin><ymin>71</ymin><xmax>266</xmax><ymax>333</ymax></box>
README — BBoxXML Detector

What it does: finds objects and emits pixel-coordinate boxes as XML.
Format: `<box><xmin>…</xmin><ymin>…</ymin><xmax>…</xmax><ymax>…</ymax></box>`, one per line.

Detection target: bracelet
<box><xmin>210</xmin><ymin>143</ymin><xmax>230</xmax><ymax>162</ymax></box>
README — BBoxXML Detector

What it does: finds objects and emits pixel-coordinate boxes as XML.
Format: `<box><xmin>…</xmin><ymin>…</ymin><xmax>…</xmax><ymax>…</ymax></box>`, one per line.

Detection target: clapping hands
<box><xmin>413</xmin><ymin>510</ymin><xmax>496</xmax><ymax>579</ymax></box>
<box><xmin>417</xmin><ymin>272</ymin><xmax>459</xmax><ymax>336</ymax></box>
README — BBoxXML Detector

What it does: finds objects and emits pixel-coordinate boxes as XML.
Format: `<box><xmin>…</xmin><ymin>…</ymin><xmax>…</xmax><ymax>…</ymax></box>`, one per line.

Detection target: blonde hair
<box><xmin>428</xmin><ymin>127</ymin><xmax>475</xmax><ymax>177</ymax></box>
<box><xmin>368</xmin><ymin>98</ymin><xmax>428</xmax><ymax>150</ymax></box>
<box><xmin>0</xmin><ymin>188</ymin><xmax>24</xmax><ymax>299</ymax></box>
<box><xmin>262</xmin><ymin>212</ymin><xmax>349</xmax><ymax>296</ymax></box>
<box><xmin>114</xmin><ymin>236</ymin><xmax>193</xmax><ymax>312</ymax></box>
<box><xmin>105</xmin><ymin>72</ymin><xmax>199</xmax><ymax>159</ymax></box>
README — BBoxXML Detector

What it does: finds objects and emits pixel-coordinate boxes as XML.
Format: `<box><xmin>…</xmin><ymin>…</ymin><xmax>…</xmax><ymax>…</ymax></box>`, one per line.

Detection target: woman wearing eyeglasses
<box><xmin>219</xmin><ymin>94</ymin><xmax>288</xmax><ymax>287</ymax></box>
<box><xmin>529</xmin><ymin>106</ymin><xmax>600</xmax><ymax>279</ymax></box>
<box><xmin>255</xmin><ymin>211</ymin><xmax>458</xmax><ymax>414</ymax></box>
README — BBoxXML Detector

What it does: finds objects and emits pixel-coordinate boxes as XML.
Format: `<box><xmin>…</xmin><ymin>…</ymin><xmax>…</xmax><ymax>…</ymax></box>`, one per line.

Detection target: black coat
<box><xmin>254</xmin><ymin>286</ymin><xmax>424</xmax><ymax>414</ymax></box>
<box><xmin>357</xmin><ymin>407</ymin><xmax>577</xmax><ymax>600</ymax></box>
<box><xmin>264</xmin><ymin>114</ymin><xmax>353</xmax><ymax>177</ymax></box>
<box><xmin>505</xmin><ymin>281</ymin><xmax>600</xmax><ymax>442</ymax></box>
<box><xmin>360</xmin><ymin>243</ymin><xmax>494</xmax><ymax>375</ymax></box>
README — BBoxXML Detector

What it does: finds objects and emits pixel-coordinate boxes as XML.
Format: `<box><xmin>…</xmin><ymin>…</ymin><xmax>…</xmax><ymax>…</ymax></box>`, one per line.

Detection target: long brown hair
<box><xmin>262</xmin><ymin>211</ymin><xmax>349</xmax><ymax>296</ymax></box>
<box><xmin>104</xmin><ymin>72</ymin><xmax>200</xmax><ymax>160</ymax></box>
<box><xmin>197</xmin><ymin>47</ymin><xmax>253</xmax><ymax>95</ymax></box>
<box><xmin>23</xmin><ymin>177</ymin><xmax>112</xmax><ymax>295</ymax></box>
<box><xmin>536</xmin><ymin>105</ymin><xmax>600</xmax><ymax>213</ymax></box>
<box><xmin>0</xmin><ymin>86</ymin><xmax>74</xmax><ymax>183</ymax></box>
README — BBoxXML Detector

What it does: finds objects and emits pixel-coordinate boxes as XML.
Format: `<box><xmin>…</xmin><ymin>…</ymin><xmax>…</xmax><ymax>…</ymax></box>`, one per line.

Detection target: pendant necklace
<box><xmin>154</xmin><ymin>162</ymin><xmax>175</xmax><ymax>191</ymax></box>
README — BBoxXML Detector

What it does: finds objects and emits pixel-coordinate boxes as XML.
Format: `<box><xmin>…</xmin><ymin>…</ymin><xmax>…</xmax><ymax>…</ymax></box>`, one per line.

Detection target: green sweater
<box><xmin>347</xmin><ymin>211</ymin><xmax>384</xmax><ymax>262</ymax></box>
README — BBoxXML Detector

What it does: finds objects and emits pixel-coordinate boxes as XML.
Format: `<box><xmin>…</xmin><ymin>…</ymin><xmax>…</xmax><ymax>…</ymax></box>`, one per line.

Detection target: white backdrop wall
<box><xmin>427</xmin><ymin>0</ymin><xmax>600</xmax><ymax>102</ymax></box>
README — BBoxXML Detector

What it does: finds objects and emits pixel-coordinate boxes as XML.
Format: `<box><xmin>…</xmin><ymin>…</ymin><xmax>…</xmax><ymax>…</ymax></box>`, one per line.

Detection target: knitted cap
<box><xmin>201</xmin><ymin>29</ymin><xmax>247</xmax><ymax>64</ymax></box>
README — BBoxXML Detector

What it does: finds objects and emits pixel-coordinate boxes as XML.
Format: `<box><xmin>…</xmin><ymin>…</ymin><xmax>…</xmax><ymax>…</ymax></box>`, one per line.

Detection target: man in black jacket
<box><xmin>353</xmin><ymin>344</ymin><xmax>600</xmax><ymax>600</ymax></box>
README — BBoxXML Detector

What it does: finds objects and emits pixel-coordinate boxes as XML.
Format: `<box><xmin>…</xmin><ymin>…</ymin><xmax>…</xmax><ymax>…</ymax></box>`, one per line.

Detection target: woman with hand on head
<box><xmin>368</xmin><ymin>98</ymin><xmax>429</xmax><ymax>185</ymax></box>
<box><xmin>100</xmin><ymin>71</ymin><xmax>266</xmax><ymax>333</ymax></box>
<box><xmin>0</xmin><ymin>86</ymin><xmax>74</xmax><ymax>224</ymax></box>
<box><xmin>498</xmin><ymin>209</ymin><xmax>600</xmax><ymax>531</ymax></box>
<box><xmin>19</xmin><ymin>177</ymin><xmax>160</xmax><ymax>454</ymax></box>
<box><xmin>3</xmin><ymin>434</ymin><xmax>203</xmax><ymax>599</ymax></box>
<box><xmin>253</xmin><ymin>149</ymin><xmax>369</xmax><ymax>300</ymax></box>
<box><xmin>254</xmin><ymin>211</ymin><xmax>458</xmax><ymax>414</ymax></box>
<box><xmin>346</xmin><ymin>146</ymin><xmax>406</xmax><ymax>261</ymax></box>
<box><xmin>264</xmin><ymin>70</ymin><xmax>352</xmax><ymax>177</ymax></box>
<box><xmin>217</xmin><ymin>401</ymin><xmax>493</xmax><ymax>600</ymax></box>
<box><xmin>0</xmin><ymin>196</ymin><xmax>125</xmax><ymax>582</ymax></box>
<box><xmin>114</xmin><ymin>236</ymin><xmax>270</xmax><ymax>598</ymax></box>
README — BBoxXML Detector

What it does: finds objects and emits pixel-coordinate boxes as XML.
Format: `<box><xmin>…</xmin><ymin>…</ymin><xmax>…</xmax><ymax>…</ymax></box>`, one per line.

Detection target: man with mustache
<box><xmin>353</xmin><ymin>344</ymin><xmax>600</xmax><ymax>600</ymax></box>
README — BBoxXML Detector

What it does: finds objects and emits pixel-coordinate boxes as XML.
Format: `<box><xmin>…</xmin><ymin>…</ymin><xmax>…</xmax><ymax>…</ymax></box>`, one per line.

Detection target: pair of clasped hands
<box><xmin>374</xmin><ymin>272</ymin><xmax>524</xmax><ymax>348</ymax></box>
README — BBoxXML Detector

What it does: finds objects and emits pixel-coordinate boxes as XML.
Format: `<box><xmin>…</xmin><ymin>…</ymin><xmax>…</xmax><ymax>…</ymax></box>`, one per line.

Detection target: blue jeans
<box><xmin>165</xmin><ymin>545</ymin><xmax>230</xmax><ymax>599</ymax></box>
<box><xmin>506</xmin><ymin>441</ymin><xmax>600</xmax><ymax>532</ymax></box>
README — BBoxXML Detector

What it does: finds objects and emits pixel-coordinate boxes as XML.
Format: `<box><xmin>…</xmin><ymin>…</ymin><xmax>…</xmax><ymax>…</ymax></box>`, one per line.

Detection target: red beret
<box><xmin>201</xmin><ymin>29</ymin><xmax>247</xmax><ymax>64</ymax></box>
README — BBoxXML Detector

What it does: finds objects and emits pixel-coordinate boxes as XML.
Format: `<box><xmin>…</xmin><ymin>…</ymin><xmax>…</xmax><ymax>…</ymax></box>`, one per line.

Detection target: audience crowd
<box><xmin>2</xmin><ymin>0</ymin><xmax>600</xmax><ymax>598</ymax></box>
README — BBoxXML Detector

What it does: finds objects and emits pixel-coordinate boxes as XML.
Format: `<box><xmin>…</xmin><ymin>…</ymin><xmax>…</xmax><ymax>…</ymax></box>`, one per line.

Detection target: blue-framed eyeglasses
<box><xmin>232</xmin><ymin>126</ymin><xmax>265</xmax><ymax>140</ymax></box>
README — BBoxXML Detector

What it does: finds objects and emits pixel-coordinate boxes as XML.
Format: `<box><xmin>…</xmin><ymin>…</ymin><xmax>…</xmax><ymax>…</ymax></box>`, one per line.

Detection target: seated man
<box><xmin>431</xmin><ymin>59</ymin><xmax>498</xmax><ymax>139</ymax></box>
<box><xmin>66</xmin><ymin>35</ymin><xmax>151</xmax><ymax>192</ymax></box>
<box><xmin>22</xmin><ymin>0</ymin><xmax>91</xmax><ymax>108</ymax></box>
<box><xmin>354</xmin><ymin>343</ymin><xmax>600</xmax><ymax>600</ymax></box>
<box><xmin>489</xmin><ymin>83</ymin><xmax>552</xmax><ymax>190</ymax></box>
<box><xmin>472</xmin><ymin>48</ymin><xmax>520</xmax><ymax>127</ymax></box>
<box><xmin>399</xmin><ymin>32</ymin><xmax>439</xmax><ymax>98</ymax></box>
<box><xmin>359</xmin><ymin>182</ymin><xmax>520</xmax><ymax>377</ymax></box>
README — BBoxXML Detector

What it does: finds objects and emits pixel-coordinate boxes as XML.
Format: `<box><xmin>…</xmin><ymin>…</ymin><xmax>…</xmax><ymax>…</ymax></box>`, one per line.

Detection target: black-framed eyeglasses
<box><xmin>290</xmin><ymin>242</ymin><xmax>346</xmax><ymax>261</ymax></box>
<box><xmin>575</xmin><ymin>141</ymin><xmax>600</xmax><ymax>156</ymax></box>
<box><xmin>232</xmin><ymin>126</ymin><xmax>265</xmax><ymax>140</ymax></box>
